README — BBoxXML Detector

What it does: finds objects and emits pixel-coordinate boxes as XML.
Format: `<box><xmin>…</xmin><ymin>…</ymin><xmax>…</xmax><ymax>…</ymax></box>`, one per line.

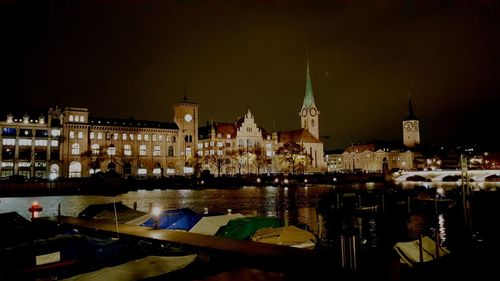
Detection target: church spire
<box><xmin>405</xmin><ymin>92</ymin><xmax>417</xmax><ymax>120</ymax></box>
<box><xmin>303</xmin><ymin>47</ymin><xmax>315</xmax><ymax>109</ymax></box>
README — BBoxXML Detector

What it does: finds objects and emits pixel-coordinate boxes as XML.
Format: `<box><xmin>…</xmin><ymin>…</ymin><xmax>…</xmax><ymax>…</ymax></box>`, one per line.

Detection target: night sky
<box><xmin>1</xmin><ymin>0</ymin><xmax>499</xmax><ymax>150</ymax></box>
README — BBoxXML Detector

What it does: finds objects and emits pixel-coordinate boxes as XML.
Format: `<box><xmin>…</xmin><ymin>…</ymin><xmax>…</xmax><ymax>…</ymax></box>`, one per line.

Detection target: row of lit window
<box><xmin>195</xmin><ymin>149</ymin><xmax>274</xmax><ymax>158</ymax></box>
<box><xmin>1</xmin><ymin>162</ymin><xmax>47</xmax><ymax>168</ymax></box>
<box><xmin>88</xmin><ymin>132</ymin><xmax>176</xmax><ymax>142</ymax></box>
<box><xmin>2</xmin><ymin>139</ymin><xmax>58</xmax><ymax>147</ymax></box>
<box><xmin>68</xmin><ymin>115</ymin><xmax>85</xmax><ymax>123</ymax></box>
<box><xmin>72</xmin><ymin>143</ymin><xmax>174</xmax><ymax>157</ymax></box>
<box><xmin>67</xmin><ymin>162</ymin><xmax>167</xmax><ymax>178</ymax></box>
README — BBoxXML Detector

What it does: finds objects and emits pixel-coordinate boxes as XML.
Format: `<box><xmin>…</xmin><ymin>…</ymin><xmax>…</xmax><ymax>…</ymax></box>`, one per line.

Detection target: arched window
<box><xmin>144</xmin><ymin>134</ymin><xmax>149</xmax><ymax>141</ymax></box>
<box><xmin>311</xmin><ymin>119</ymin><xmax>315</xmax><ymax>128</ymax></box>
<box><xmin>153</xmin><ymin>163</ymin><xmax>162</xmax><ymax>177</ymax></box>
<box><xmin>49</xmin><ymin>164</ymin><xmax>59</xmax><ymax>180</ymax></box>
<box><xmin>139</xmin><ymin>145</ymin><xmax>146</xmax><ymax>156</ymax></box>
<box><xmin>77</xmin><ymin>131</ymin><xmax>83</xmax><ymax>139</ymax></box>
<box><xmin>168</xmin><ymin>146</ymin><xmax>174</xmax><ymax>157</ymax></box>
<box><xmin>107</xmin><ymin>144</ymin><xmax>116</xmax><ymax>156</ymax></box>
<box><xmin>153</xmin><ymin>145</ymin><xmax>161</xmax><ymax>156</ymax></box>
<box><xmin>124</xmin><ymin>145</ymin><xmax>131</xmax><ymax>156</ymax></box>
<box><xmin>91</xmin><ymin>144</ymin><xmax>100</xmax><ymax>155</ymax></box>
<box><xmin>71</xmin><ymin>143</ymin><xmax>80</xmax><ymax>155</ymax></box>
<box><xmin>90</xmin><ymin>132</ymin><xmax>95</xmax><ymax>139</ymax></box>
<box><xmin>69</xmin><ymin>162</ymin><xmax>81</xmax><ymax>178</ymax></box>
<box><xmin>137</xmin><ymin>167</ymin><xmax>147</xmax><ymax>176</ymax></box>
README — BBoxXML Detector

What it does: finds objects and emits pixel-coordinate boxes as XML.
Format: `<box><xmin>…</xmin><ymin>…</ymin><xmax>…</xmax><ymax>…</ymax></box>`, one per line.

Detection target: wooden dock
<box><xmin>37</xmin><ymin>216</ymin><xmax>319</xmax><ymax>263</ymax></box>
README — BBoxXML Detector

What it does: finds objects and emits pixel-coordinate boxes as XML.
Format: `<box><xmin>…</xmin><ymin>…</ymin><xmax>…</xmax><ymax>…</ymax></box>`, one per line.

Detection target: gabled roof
<box><xmin>278</xmin><ymin>128</ymin><xmax>322</xmax><ymax>144</ymax></box>
<box><xmin>216</xmin><ymin>123</ymin><xmax>237</xmax><ymax>138</ymax></box>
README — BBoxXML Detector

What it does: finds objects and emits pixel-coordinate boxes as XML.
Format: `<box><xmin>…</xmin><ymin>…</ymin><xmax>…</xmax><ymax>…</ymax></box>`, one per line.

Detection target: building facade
<box><xmin>1</xmin><ymin>55</ymin><xmax>327</xmax><ymax>179</ymax></box>
<box><xmin>0</xmin><ymin>102</ymin><xmax>198</xmax><ymax>179</ymax></box>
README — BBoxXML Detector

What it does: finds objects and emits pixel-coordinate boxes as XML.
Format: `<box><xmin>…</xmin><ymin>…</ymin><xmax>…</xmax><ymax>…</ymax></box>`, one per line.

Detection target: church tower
<box><xmin>402</xmin><ymin>95</ymin><xmax>420</xmax><ymax>148</ymax></box>
<box><xmin>173</xmin><ymin>96</ymin><xmax>199</xmax><ymax>166</ymax></box>
<box><xmin>300</xmin><ymin>50</ymin><xmax>320</xmax><ymax>140</ymax></box>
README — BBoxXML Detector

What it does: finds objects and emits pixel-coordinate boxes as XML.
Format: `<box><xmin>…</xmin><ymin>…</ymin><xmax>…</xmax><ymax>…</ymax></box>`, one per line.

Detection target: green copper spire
<box><xmin>303</xmin><ymin>48</ymin><xmax>315</xmax><ymax>109</ymax></box>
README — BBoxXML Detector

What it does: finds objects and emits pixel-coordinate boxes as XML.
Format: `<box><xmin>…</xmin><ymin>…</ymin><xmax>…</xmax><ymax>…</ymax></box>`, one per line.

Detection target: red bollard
<box><xmin>28</xmin><ymin>201</ymin><xmax>43</xmax><ymax>219</ymax></box>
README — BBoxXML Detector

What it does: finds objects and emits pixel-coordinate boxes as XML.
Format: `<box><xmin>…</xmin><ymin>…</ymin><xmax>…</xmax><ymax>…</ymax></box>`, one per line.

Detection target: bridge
<box><xmin>393</xmin><ymin>169</ymin><xmax>500</xmax><ymax>182</ymax></box>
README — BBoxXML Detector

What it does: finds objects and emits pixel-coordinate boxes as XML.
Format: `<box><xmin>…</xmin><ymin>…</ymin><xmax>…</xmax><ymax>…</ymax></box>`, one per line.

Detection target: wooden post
<box><xmin>418</xmin><ymin>234</ymin><xmax>423</xmax><ymax>263</ymax></box>
<box><xmin>133</xmin><ymin>202</ymin><xmax>137</xmax><ymax>211</ymax></box>
<box><xmin>57</xmin><ymin>203</ymin><xmax>61</xmax><ymax>216</ymax></box>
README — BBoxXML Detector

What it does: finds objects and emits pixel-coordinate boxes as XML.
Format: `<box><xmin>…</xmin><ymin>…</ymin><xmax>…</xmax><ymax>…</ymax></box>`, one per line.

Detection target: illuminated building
<box><xmin>0</xmin><ymin>102</ymin><xmax>197</xmax><ymax>179</ymax></box>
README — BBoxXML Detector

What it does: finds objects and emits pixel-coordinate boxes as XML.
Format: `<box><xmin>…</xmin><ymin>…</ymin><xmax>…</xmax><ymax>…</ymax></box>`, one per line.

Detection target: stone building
<box><xmin>0</xmin><ymin>102</ymin><xmax>198</xmax><ymax>179</ymax></box>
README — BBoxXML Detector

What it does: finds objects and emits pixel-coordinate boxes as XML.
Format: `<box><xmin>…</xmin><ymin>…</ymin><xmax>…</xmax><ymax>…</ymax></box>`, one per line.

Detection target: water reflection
<box><xmin>1</xmin><ymin>182</ymin><xmax>494</xmax><ymax>257</ymax></box>
<box><xmin>438</xmin><ymin>214</ymin><xmax>447</xmax><ymax>246</ymax></box>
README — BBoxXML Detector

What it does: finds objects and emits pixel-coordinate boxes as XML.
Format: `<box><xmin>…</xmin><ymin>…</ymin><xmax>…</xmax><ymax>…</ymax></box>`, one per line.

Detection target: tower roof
<box><xmin>303</xmin><ymin>49</ymin><xmax>316</xmax><ymax>109</ymax></box>
<box><xmin>404</xmin><ymin>94</ymin><xmax>417</xmax><ymax>121</ymax></box>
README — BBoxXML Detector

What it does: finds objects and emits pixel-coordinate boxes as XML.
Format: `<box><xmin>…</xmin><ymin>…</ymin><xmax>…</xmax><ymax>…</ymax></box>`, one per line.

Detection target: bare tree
<box><xmin>275</xmin><ymin>141</ymin><xmax>308</xmax><ymax>174</ymax></box>
<box><xmin>252</xmin><ymin>146</ymin><xmax>267</xmax><ymax>175</ymax></box>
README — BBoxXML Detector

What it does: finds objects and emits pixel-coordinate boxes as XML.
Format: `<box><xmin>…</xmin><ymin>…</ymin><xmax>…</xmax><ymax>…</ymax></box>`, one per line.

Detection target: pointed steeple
<box><xmin>405</xmin><ymin>93</ymin><xmax>417</xmax><ymax>120</ymax></box>
<box><xmin>210</xmin><ymin>116</ymin><xmax>215</xmax><ymax>138</ymax></box>
<box><xmin>303</xmin><ymin>47</ymin><xmax>315</xmax><ymax>109</ymax></box>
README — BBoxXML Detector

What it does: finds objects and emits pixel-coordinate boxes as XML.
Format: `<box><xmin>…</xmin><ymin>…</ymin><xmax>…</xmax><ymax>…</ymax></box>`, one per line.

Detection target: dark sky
<box><xmin>1</xmin><ymin>0</ymin><xmax>499</xmax><ymax>150</ymax></box>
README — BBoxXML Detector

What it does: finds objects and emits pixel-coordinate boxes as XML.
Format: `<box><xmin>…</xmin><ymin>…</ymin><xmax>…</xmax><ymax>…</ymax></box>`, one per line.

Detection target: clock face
<box><xmin>184</xmin><ymin>114</ymin><xmax>193</xmax><ymax>122</ymax></box>
<box><xmin>403</xmin><ymin>122</ymin><xmax>412</xmax><ymax>132</ymax></box>
<box><xmin>309</xmin><ymin>108</ymin><xmax>317</xmax><ymax>116</ymax></box>
<box><xmin>301</xmin><ymin>108</ymin><xmax>308</xmax><ymax>117</ymax></box>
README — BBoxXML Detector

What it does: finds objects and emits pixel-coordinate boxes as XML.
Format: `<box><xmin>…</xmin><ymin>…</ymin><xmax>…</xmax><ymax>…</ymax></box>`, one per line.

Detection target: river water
<box><xmin>1</xmin><ymin>182</ymin><xmax>499</xmax><ymax>271</ymax></box>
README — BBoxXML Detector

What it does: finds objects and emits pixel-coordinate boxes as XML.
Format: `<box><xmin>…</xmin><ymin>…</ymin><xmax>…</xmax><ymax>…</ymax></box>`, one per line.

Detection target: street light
<box><xmin>152</xmin><ymin>206</ymin><xmax>161</xmax><ymax>229</ymax></box>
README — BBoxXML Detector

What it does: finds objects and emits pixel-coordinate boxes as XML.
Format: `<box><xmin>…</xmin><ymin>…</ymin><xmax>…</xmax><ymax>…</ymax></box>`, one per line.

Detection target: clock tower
<box><xmin>300</xmin><ymin>51</ymin><xmax>320</xmax><ymax>140</ymax></box>
<box><xmin>402</xmin><ymin>95</ymin><xmax>420</xmax><ymax>148</ymax></box>
<box><xmin>173</xmin><ymin>99</ymin><xmax>199</xmax><ymax>164</ymax></box>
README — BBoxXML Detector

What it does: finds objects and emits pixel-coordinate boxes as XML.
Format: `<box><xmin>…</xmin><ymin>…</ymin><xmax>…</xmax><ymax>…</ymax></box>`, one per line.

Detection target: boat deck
<box><xmin>37</xmin><ymin>216</ymin><xmax>319</xmax><ymax>264</ymax></box>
